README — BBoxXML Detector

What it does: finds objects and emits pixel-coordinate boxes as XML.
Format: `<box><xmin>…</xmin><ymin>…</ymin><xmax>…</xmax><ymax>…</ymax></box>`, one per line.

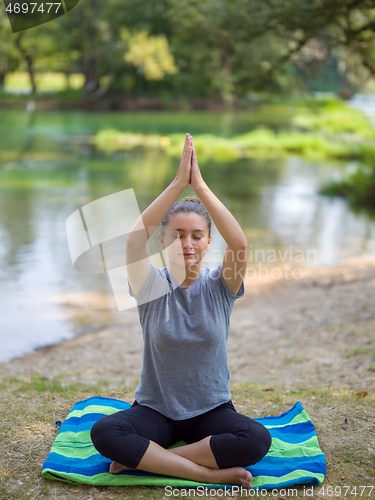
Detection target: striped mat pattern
<box><xmin>42</xmin><ymin>398</ymin><xmax>326</xmax><ymax>489</ymax></box>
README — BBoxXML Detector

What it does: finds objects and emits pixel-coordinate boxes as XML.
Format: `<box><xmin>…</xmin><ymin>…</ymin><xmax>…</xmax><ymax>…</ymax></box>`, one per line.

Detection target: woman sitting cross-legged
<box><xmin>90</xmin><ymin>133</ymin><xmax>272</xmax><ymax>488</ymax></box>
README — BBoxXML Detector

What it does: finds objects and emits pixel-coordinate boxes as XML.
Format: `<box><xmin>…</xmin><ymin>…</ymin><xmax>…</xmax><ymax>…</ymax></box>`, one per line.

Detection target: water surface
<box><xmin>0</xmin><ymin>107</ymin><xmax>374</xmax><ymax>363</ymax></box>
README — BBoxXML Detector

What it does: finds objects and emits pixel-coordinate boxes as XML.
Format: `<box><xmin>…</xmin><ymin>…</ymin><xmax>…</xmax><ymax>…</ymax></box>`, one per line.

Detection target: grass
<box><xmin>89</xmin><ymin>96</ymin><xmax>375</xmax><ymax>211</ymax></box>
<box><xmin>319</xmin><ymin>163</ymin><xmax>375</xmax><ymax>211</ymax></box>
<box><xmin>91</xmin><ymin>125</ymin><xmax>375</xmax><ymax>164</ymax></box>
<box><xmin>0</xmin><ymin>376</ymin><xmax>374</xmax><ymax>499</ymax></box>
<box><xmin>344</xmin><ymin>346</ymin><xmax>375</xmax><ymax>358</ymax></box>
<box><xmin>284</xmin><ymin>356</ymin><xmax>303</xmax><ymax>364</ymax></box>
<box><xmin>90</xmin><ymin>96</ymin><xmax>375</xmax><ymax>167</ymax></box>
<box><xmin>3</xmin><ymin>72</ymin><xmax>84</xmax><ymax>93</ymax></box>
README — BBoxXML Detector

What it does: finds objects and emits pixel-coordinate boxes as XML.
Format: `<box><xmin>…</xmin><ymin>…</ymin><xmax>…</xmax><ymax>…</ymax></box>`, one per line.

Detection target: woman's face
<box><xmin>159</xmin><ymin>212</ymin><xmax>212</xmax><ymax>268</ymax></box>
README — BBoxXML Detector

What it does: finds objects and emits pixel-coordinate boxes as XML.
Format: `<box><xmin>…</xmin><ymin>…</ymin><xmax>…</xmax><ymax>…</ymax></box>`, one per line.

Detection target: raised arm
<box><xmin>190</xmin><ymin>143</ymin><xmax>248</xmax><ymax>295</ymax></box>
<box><xmin>126</xmin><ymin>134</ymin><xmax>193</xmax><ymax>295</ymax></box>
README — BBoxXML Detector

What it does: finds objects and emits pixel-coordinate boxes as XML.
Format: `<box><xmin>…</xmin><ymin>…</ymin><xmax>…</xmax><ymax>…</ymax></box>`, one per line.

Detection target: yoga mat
<box><xmin>41</xmin><ymin>397</ymin><xmax>326</xmax><ymax>489</ymax></box>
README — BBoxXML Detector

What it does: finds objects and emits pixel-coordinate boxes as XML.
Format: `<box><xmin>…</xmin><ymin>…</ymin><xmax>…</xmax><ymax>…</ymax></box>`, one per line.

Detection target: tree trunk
<box><xmin>14</xmin><ymin>34</ymin><xmax>37</xmax><ymax>95</ymax></box>
<box><xmin>82</xmin><ymin>62</ymin><xmax>100</xmax><ymax>95</ymax></box>
<box><xmin>63</xmin><ymin>71</ymin><xmax>71</xmax><ymax>91</ymax></box>
<box><xmin>79</xmin><ymin>0</ymin><xmax>101</xmax><ymax>97</ymax></box>
<box><xmin>0</xmin><ymin>72</ymin><xmax>6</xmax><ymax>92</ymax></box>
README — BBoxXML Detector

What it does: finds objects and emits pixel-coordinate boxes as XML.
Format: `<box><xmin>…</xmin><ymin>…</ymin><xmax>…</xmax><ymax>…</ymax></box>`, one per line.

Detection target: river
<box><xmin>0</xmin><ymin>100</ymin><xmax>374</xmax><ymax>363</ymax></box>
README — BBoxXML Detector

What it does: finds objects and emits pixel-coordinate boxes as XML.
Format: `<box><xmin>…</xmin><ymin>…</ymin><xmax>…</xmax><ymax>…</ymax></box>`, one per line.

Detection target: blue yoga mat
<box><xmin>42</xmin><ymin>398</ymin><xmax>326</xmax><ymax>489</ymax></box>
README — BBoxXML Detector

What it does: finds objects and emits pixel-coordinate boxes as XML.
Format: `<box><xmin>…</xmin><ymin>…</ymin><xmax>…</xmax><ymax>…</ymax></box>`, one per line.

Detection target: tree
<box><xmin>166</xmin><ymin>0</ymin><xmax>375</xmax><ymax>100</ymax></box>
<box><xmin>2</xmin><ymin>0</ymin><xmax>375</xmax><ymax>101</ymax></box>
<box><xmin>0</xmin><ymin>9</ymin><xmax>21</xmax><ymax>92</ymax></box>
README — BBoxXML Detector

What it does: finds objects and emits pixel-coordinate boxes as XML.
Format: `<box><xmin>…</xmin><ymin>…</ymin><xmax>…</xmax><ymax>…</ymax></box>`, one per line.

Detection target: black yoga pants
<box><xmin>90</xmin><ymin>400</ymin><xmax>272</xmax><ymax>469</ymax></box>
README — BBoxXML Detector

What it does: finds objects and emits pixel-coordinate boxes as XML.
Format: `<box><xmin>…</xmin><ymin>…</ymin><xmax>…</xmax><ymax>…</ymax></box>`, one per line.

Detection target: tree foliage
<box><xmin>1</xmin><ymin>0</ymin><xmax>374</xmax><ymax>100</ymax></box>
<box><xmin>121</xmin><ymin>29</ymin><xmax>178</xmax><ymax>80</ymax></box>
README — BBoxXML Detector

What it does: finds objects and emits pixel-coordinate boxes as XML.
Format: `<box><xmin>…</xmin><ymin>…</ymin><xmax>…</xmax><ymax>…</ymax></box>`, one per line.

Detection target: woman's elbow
<box><xmin>235</xmin><ymin>238</ymin><xmax>248</xmax><ymax>253</ymax></box>
<box><xmin>126</xmin><ymin>231</ymin><xmax>147</xmax><ymax>252</ymax></box>
<box><xmin>229</xmin><ymin>239</ymin><xmax>247</xmax><ymax>264</ymax></box>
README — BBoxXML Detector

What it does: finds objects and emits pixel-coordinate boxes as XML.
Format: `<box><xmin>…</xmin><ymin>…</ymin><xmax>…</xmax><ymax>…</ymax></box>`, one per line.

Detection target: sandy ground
<box><xmin>1</xmin><ymin>254</ymin><xmax>375</xmax><ymax>393</ymax></box>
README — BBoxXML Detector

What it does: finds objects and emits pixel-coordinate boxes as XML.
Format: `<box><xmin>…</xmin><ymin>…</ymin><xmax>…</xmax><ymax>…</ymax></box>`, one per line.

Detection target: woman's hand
<box><xmin>189</xmin><ymin>140</ymin><xmax>206</xmax><ymax>192</ymax></box>
<box><xmin>173</xmin><ymin>133</ymin><xmax>193</xmax><ymax>190</ymax></box>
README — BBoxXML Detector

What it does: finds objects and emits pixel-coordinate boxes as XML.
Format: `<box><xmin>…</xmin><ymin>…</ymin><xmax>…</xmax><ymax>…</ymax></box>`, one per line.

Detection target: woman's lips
<box><xmin>182</xmin><ymin>253</ymin><xmax>194</xmax><ymax>257</ymax></box>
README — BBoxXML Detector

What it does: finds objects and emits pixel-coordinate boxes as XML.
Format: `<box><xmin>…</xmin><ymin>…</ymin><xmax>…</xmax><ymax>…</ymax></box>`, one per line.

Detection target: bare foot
<box><xmin>211</xmin><ymin>467</ymin><xmax>252</xmax><ymax>488</ymax></box>
<box><xmin>110</xmin><ymin>459</ymin><xmax>252</xmax><ymax>489</ymax></box>
<box><xmin>109</xmin><ymin>461</ymin><xmax>136</xmax><ymax>474</ymax></box>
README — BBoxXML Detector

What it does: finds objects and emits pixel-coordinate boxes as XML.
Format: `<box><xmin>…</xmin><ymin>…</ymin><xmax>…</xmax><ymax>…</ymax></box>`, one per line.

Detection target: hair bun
<box><xmin>182</xmin><ymin>196</ymin><xmax>201</xmax><ymax>204</ymax></box>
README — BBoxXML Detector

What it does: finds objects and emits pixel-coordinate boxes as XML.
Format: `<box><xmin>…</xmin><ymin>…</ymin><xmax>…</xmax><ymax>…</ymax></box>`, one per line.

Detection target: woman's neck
<box><xmin>169</xmin><ymin>262</ymin><xmax>202</xmax><ymax>287</ymax></box>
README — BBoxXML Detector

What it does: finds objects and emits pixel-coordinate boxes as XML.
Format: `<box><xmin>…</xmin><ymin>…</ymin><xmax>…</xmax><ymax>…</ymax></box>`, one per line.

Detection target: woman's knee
<box><xmin>90</xmin><ymin>415</ymin><xmax>117</xmax><ymax>455</ymax></box>
<box><xmin>252</xmin><ymin>421</ymin><xmax>272</xmax><ymax>462</ymax></box>
<box><xmin>90</xmin><ymin>414</ymin><xmax>150</xmax><ymax>468</ymax></box>
<box><xmin>211</xmin><ymin>420</ymin><xmax>272</xmax><ymax>468</ymax></box>
<box><xmin>90</xmin><ymin>415</ymin><xmax>131</xmax><ymax>459</ymax></box>
<box><xmin>238</xmin><ymin>420</ymin><xmax>272</xmax><ymax>466</ymax></box>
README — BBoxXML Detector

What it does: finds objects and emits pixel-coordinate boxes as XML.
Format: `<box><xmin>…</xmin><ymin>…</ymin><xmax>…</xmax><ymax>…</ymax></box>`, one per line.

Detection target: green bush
<box><xmin>320</xmin><ymin>164</ymin><xmax>375</xmax><ymax>209</ymax></box>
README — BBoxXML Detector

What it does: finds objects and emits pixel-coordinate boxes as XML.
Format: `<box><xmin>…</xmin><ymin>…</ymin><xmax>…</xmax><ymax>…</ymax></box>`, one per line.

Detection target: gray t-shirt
<box><xmin>128</xmin><ymin>263</ymin><xmax>245</xmax><ymax>420</ymax></box>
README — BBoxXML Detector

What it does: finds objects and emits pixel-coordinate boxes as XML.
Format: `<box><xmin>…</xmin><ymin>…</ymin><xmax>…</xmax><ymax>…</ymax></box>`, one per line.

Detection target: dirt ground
<box><xmin>1</xmin><ymin>254</ymin><xmax>375</xmax><ymax>393</ymax></box>
<box><xmin>1</xmin><ymin>254</ymin><xmax>375</xmax><ymax>500</ymax></box>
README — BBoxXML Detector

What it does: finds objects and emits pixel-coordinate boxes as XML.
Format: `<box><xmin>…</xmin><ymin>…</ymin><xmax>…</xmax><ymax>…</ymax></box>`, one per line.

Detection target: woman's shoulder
<box><xmin>204</xmin><ymin>263</ymin><xmax>245</xmax><ymax>299</ymax></box>
<box><xmin>204</xmin><ymin>263</ymin><xmax>223</xmax><ymax>279</ymax></box>
<box><xmin>129</xmin><ymin>263</ymin><xmax>171</xmax><ymax>303</ymax></box>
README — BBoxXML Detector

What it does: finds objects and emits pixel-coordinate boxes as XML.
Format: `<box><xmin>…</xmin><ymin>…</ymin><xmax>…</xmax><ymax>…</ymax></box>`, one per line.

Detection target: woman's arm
<box><xmin>126</xmin><ymin>134</ymin><xmax>193</xmax><ymax>295</ymax></box>
<box><xmin>190</xmin><ymin>144</ymin><xmax>248</xmax><ymax>295</ymax></box>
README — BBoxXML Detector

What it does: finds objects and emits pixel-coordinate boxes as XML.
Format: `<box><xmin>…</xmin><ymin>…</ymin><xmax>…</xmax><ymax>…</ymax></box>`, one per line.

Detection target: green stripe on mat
<box><xmin>270</xmin><ymin>436</ymin><xmax>320</xmax><ymax>452</ymax></box>
<box><xmin>42</xmin><ymin>468</ymin><xmax>326</xmax><ymax>489</ymax></box>
<box><xmin>42</xmin><ymin>470</ymin><xmax>218</xmax><ymax>487</ymax></box>
<box><xmin>54</xmin><ymin>430</ymin><xmax>91</xmax><ymax>444</ymax></box>
<box><xmin>68</xmin><ymin>405</ymin><xmax>122</xmax><ymax>418</ymax></box>
<box><xmin>265</xmin><ymin>411</ymin><xmax>310</xmax><ymax>429</ymax></box>
<box><xmin>252</xmin><ymin>471</ymin><xmax>326</xmax><ymax>488</ymax></box>
<box><xmin>267</xmin><ymin>447</ymin><xmax>324</xmax><ymax>459</ymax></box>
<box><xmin>47</xmin><ymin>446</ymin><xmax>99</xmax><ymax>460</ymax></box>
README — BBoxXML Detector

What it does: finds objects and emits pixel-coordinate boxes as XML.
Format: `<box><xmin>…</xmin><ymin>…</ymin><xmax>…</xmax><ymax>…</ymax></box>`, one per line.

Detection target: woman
<box><xmin>91</xmin><ymin>134</ymin><xmax>271</xmax><ymax>488</ymax></box>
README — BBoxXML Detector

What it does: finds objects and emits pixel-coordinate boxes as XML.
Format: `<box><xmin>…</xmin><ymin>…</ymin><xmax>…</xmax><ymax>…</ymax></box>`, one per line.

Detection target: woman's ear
<box><xmin>158</xmin><ymin>232</ymin><xmax>165</xmax><ymax>249</ymax></box>
<box><xmin>207</xmin><ymin>235</ymin><xmax>213</xmax><ymax>250</ymax></box>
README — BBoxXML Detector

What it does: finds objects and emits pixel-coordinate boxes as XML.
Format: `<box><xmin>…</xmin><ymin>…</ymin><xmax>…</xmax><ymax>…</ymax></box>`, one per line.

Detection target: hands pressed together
<box><xmin>175</xmin><ymin>133</ymin><xmax>205</xmax><ymax>192</ymax></box>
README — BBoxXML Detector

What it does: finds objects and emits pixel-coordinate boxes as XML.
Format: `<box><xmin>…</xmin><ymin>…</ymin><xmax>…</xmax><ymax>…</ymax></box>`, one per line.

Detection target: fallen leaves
<box><xmin>355</xmin><ymin>391</ymin><xmax>368</xmax><ymax>397</ymax></box>
<box><xmin>341</xmin><ymin>418</ymin><xmax>356</xmax><ymax>431</ymax></box>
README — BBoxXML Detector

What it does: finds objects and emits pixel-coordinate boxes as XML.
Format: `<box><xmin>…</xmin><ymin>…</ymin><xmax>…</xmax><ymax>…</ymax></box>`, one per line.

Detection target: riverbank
<box><xmin>0</xmin><ymin>89</ymin><xmax>254</xmax><ymax>112</ymax></box>
<box><xmin>2</xmin><ymin>254</ymin><xmax>375</xmax><ymax>390</ymax></box>
<box><xmin>1</xmin><ymin>254</ymin><xmax>374</xmax><ymax>499</ymax></box>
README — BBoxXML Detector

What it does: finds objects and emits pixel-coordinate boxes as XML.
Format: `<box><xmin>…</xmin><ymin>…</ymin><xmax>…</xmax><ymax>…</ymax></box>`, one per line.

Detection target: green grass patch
<box><xmin>290</xmin><ymin>98</ymin><xmax>375</xmax><ymax>138</ymax></box>
<box><xmin>91</xmin><ymin>97</ymin><xmax>375</xmax><ymax>169</ymax></box>
<box><xmin>319</xmin><ymin>163</ymin><xmax>375</xmax><ymax>210</ymax></box>
<box><xmin>1</xmin><ymin>376</ymin><xmax>373</xmax><ymax>499</ymax></box>
<box><xmin>283</xmin><ymin>356</ymin><xmax>303</xmax><ymax>364</ymax></box>
<box><xmin>4</xmin><ymin>72</ymin><xmax>84</xmax><ymax>92</ymax></box>
<box><xmin>91</xmin><ymin>127</ymin><xmax>375</xmax><ymax>163</ymax></box>
<box><xmin>343</xmin><ymin>346</ymin><xmax>375</xmax><ymax>358</ymax></box>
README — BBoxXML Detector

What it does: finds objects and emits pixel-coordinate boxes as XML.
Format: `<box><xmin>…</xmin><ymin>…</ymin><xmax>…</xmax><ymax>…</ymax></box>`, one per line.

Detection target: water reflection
<box><xmin>0</xmin><ymin>109</ymin><xmax>374</xmax><ymax>363</ymax></box>
<box><xmin>264</xmin><ymin>157</ymin><xmax>375</xmax><ymax>265</ymax></box>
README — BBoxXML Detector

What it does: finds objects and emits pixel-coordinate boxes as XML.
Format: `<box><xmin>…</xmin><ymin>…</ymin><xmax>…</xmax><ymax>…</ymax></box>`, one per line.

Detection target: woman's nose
<box><xmin>182</xmin><ymin>236</ymin><xmax>193</xmax><ymax>247</ymax></box>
